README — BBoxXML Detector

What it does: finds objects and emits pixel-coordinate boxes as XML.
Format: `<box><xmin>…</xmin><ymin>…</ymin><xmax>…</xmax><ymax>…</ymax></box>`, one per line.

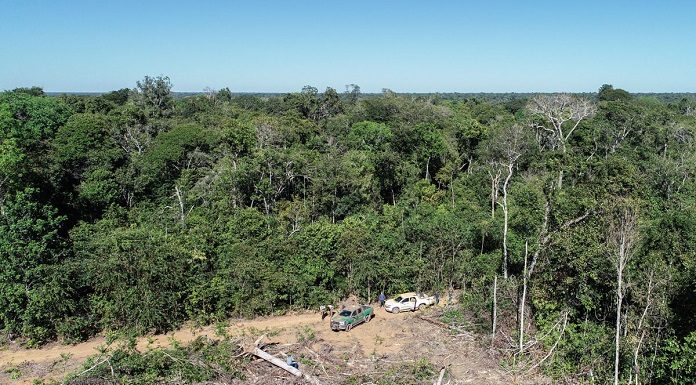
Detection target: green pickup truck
<box><xmin>330</xmin><ymin>305</ymin><xmax>374</xmax><ymax>331</ymax></box>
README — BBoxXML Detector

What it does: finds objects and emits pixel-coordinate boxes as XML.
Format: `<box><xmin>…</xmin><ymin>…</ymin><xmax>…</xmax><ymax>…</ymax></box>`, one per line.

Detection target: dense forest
<box><xmin>1</xmin><ymin>78</ymin><xmax>696</xmax><ymax>383</ymax></box>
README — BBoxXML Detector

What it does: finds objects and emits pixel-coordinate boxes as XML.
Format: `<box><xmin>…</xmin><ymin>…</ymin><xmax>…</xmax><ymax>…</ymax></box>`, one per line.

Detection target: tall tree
<box><xmin>479</xmin><ymin>124</ymin><xmax>529</xmax><ymax>278</ymax></box>
<box><xmin>527</xmin><ymin>94</ymin><xmax>596</xmax><ymax>188</ymax></box>
<box><xmin>134</xmin><ymin>75</ymin><xmax>174</xmax><ymax>118</ymax></box>
<box><xmin>608</xmin><ymin>203</ymin><xmax>639</xmax><ymax>385</ymax></box>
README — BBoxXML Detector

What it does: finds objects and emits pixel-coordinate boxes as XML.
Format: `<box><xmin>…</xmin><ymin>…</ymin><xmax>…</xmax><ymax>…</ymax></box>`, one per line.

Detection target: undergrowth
<box><xmin>63</xmin><ymin>335</ymin><xmax>248</xmax><ymax>385</ymax></box>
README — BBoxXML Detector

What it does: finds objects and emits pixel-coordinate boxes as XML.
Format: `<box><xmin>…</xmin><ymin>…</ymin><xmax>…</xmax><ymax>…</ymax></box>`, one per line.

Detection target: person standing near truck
<box><xmin>378</xmin><ymin>292</ymin><xmax>386</xmax><ymax>308</ymax></box>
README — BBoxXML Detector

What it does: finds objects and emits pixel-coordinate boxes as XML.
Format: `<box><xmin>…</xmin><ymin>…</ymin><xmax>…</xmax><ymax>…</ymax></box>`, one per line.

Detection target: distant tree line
<box><xmin>1</xmin><ymin>77</ymin><xmax>695</xmax><ymax>383</ymax></box>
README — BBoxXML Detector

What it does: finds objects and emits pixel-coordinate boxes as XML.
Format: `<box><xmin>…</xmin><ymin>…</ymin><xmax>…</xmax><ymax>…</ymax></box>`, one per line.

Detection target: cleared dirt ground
<box><xmin>0</xmin><ymin>305</ymin><xmax>548</xmax><ymax>385</ymax></box>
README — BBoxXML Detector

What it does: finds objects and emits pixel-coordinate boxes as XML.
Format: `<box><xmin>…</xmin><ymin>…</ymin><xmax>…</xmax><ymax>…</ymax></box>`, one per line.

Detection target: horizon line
<box><xmin>36</xmin><ymin>89</ymin><xmax>696</xmax><ymax>95</ymax></box>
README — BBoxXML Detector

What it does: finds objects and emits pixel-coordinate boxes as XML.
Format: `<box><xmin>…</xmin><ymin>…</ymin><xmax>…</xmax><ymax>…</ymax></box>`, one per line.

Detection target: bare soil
<box><xmin>0</xmin><ymin>305</ymin><xmax>548</xmax><ymax>385</ymax></box>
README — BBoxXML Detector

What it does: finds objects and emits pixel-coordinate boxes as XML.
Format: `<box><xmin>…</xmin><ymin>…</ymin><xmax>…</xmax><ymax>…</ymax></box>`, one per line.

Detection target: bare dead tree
<box><xmin>517</xmin><ymin>191</ymin><xmax>590</xmax><ymax>360</ymax></box>
<box><xmin>253</xmin><ymin>158</ymin><xmax>296</xmax><ymax>215</ymax></box>
<box><xmin>173</xmin><ymin>185</ymin><xmax>194</xmax><ymax>225</ymax></box>
<box><xmin>608</xmin><ymin>204</ymin><xmax>639</xmax><ymax>385</ymax></box>
<box><xmin>686</xmin><ymin>105</ymin><xmax>695</xmax><ymax>117</ymax></box>
<box><xmin>256</xmin><ymin>120</ymin><xmax>280</xmax><ymax>150</ymax></box>
<box><xmin>203</xmin><ymin>86</ymin><xmax>216</xmax><ymax>100</ymax></box>
<box><xmin>608</xmin><ymin>116</ymin><xmax>637</xmax><ymax>155</ymax></box>
<box><xmin>630</xmin><ymin>270</ymin><xmax>654</xmax><ymax>385</ymax></box>
<box><xmin>519</xmin><ymin>240</ymin><xmax>529</xmax><ymax>355</ymax></box>
<box><xmin>487</xmin><ymin>167</ymin><xmax>501</xmax><ymax>218</ymax></box>
<box><xmin>528</xmin><ymin>94</ymin><xmax>597</xmax><ymax>153</ymax></box>
<box><xmin>527</xmin><ymin>310</ymin><xmax>569</xmax><ymax>372</ymax></box>
<box><xmin>658</xmin><ymin>124</ymin><xmax>696</xmax><ymax>200</ymax></box>
<box><xmin>492</xmin><ymin>275</ymin><xmax>498</xmax><ymax>346</ymax></box>
<box><xmin>480</xmin><ymin>124</ymin><xmax>529</xmax><ymax>278</ymax></box>
<box><xmin>120</xmin><ymin>122</ymin><xmax>155</xmax><ymax>155</ymax></box>
<box><xmin>527</xmin><ymin>94</ymin><xmax>596</xmax><ymax>188</ymax></box>
<box><xmin>497</xmin><ymin>124</ymin><xmax>527</xmax><ymax>279</ymax></box>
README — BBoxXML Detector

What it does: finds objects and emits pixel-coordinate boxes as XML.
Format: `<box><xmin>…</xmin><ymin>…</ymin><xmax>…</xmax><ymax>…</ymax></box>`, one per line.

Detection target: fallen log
<box><xmin>434</xmin><ymin>366</ymin><xmax>446</xmax><ymax>385</ymax></box>
<box><xmin>252</xmin><ymin>347</ymin><xmax>302</xmax><ymax>377</ymax></box>
<box><xmin>248</xmin><ymin>336</ymin><xmax>324</xmax><ymax>385</ymax></box>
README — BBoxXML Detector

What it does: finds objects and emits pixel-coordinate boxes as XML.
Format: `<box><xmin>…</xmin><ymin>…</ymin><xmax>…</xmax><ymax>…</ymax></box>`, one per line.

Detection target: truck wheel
<box><xmin>366</xmin><ymin>314</ymin><xmax>373</xmax><ymax>322</ymax></box>
<box><xmin>346</xmin><ymin>324</ymin><xmax>352</xmax><ymax>332</ymax></box>
<box><xmin>392</xmin><ymin>307</ymin><xmax>400</xmax><ymax>314</ymax></box>
<box><xmin>418</xmin><ymin>303</ymin><xmax>426</xmax><ymax>311</ymax></box>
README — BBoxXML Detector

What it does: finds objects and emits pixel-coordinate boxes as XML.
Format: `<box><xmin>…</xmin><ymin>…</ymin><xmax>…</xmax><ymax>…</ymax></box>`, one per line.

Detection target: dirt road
<box><xmin>0</xmin><ymin>306</ymin><xmax>546</xmax><ymax>384</ymax></box>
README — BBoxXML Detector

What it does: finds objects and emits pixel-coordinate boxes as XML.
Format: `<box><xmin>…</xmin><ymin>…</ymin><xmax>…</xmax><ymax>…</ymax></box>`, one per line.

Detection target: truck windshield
<box><xmin>338</xmin><ymin>310</ymin><xmax>352</xmax><ymax>317</ymax></box>
<box><xmin>394</xmin><ymin>296</ymin><xmax>403</xmax><ymax>302</ymax></box>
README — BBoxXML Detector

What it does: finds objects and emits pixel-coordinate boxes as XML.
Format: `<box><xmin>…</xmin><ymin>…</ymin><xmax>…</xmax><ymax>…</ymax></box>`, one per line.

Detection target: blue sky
<box><xmin>1</xmin><ymin>1</ymin><xmax>694</xmax><ymax>92</ymax></box>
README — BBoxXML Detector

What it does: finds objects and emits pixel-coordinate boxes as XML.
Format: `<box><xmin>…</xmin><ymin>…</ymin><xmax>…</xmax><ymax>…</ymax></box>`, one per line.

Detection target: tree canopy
<box><xmin>0</xmin><ymin>80</ymin><xmax>695</xmax><ymax>382</ymax></box>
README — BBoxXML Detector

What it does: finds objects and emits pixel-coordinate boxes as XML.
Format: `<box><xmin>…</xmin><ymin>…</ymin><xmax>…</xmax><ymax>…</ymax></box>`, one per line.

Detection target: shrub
<box><xmin>655</xmin><ymin>331</ymin><xmax>696</xmax><ymax>384</ymax></box>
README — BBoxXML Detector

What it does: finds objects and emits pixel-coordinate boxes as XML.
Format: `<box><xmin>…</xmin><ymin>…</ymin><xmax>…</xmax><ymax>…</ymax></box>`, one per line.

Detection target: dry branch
<box><xmin>527</xmin><ymin>311</ymin><xmax>568</xmax><ymax>372</ymax></box>
<box><xmin>435</xmin><ymin>366</ymin><xmax>446</xmax><ymax>385</ymax></box>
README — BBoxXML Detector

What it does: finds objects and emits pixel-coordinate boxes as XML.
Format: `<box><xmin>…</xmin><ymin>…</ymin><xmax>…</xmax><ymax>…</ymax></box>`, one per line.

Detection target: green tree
<box><xmin>655</xmin><ymin>332</ymin><xmax>696</xmax><ymax>385</ymax></box>
<box><xmin>74</xmin><ymin>222</ymin><xmax>191</xmax><ymax>333</ymax></box>
<box><xmin>0</xmin><ymin>138</ymin><xmax>25</xmax><ymax>202</ymax></box>
<box><xmin>598</xmin><ymin>84</ymin><xmax>632</xmax><ymax>102</ymax></box>
<box><xmin>348</xmin><ymin>121</ymin><xmax>393</xmax><ymax>151</ymax></box>
<box><xmin>134</xmin><ymin>75</ymin><xmax>174</xmax><ymax>118</ymax></box>
<box><xmin>100</xmin><ymin>88</ymin><xmax>130</xmax><ymax>105</ymax></box>
<box><xmin>51</xmin><ymin>113</ymin><xmax>123</xmax><ymax>212</ymax></box>
<box><xmin>0</xmin><ymin>189</ymin><xmax>71</xmax><ymax>344</ymax></box>
<box><xmin>0</xmin><ymin>90</ymin><xmax>72</xmax><ymax>147</ymax></box>
<box><xmin>11</xmin><ymin>86</ymin><xmax>44</xmax><ymax>96</ymax></box>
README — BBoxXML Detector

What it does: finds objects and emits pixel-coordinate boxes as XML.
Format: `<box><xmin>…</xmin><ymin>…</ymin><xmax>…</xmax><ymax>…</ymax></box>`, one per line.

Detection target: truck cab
<box><xmin>384</xmin><ymin>292</ymin><xmax>435</xmax><ymax>313</ymax></box>
<box><xmin>330</xmin><ymin>305</ymin><xmax>374</xmax><ymax>331</ymax></box>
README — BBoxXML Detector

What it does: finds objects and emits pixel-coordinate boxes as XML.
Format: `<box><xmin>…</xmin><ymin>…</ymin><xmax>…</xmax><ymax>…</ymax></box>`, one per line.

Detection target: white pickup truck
<box><xmin>385</xmin><ymin>292</ymin><xmax>436</xmax><ymax>313</ymax></box>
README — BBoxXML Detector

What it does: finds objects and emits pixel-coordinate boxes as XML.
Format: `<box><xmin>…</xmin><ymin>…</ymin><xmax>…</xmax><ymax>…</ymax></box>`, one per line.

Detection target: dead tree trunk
<box><xmin>253</xmin><ymin>347</ymin><xmax>302</xmax><ymax>377</ymax></box>
<box><xmin>500</xmin><ymin>162</ymin><xmax>513</xmax><ymax>279</ymax></box>
<box><xmin>519</xmin><ymin>241</ymin><xmax>529</xmax><ymax>355</ymax></box>
<box><xmin>249</xmin><ymin>336</ymin><xmax>324</xmax><ymax>385</ymax></box>
<box><xmin>527</xmin><ymin>94</ymin><xmax>596</xmax><ymax>190</ymax></box>
<box><xmin>491</xmin><ymin>275</ymin><xmax>498</xmax><ymax>346</ymax></box>
<box><xmin>609</xmin><ymin>205</ymin><xmax>639</xmax><ymax>385</ymax></box>
<box><xmin>488</xmin><ymin>169</ymin><xmax>501</xmax><ymax>218</ymax></box>
<box><xmin>174</xmin><ymin>185</ymin><xmax>192</xmax><ymax>225</ymax></box>
<box><xmin>614</xmin><ymin>265</ymin><xmax>625</xmax><ymax>385</ymax></box>
<box><xmin>631</xmin><ymin>270</ymin><xmax>655</xmax><ymax>385</ymax></box>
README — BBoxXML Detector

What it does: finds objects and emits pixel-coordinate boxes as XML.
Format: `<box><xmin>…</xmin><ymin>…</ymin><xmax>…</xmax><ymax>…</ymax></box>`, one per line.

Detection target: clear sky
<box><xmin>1</xmin><ymin>0</ymin><xmax>694</xmax><ymax>93</ymax></box>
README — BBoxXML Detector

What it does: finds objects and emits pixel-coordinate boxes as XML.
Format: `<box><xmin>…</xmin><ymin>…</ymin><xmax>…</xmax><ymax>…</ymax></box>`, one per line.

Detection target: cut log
<box><xmin>252</xmin><ymin>347</ymin><xmax>302</xmax><ymax>376</ymax></box>
<box><xmin>251</xmin><ymin>347</ymin><xmax>325</xmax><ymax>385</ymax></box>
